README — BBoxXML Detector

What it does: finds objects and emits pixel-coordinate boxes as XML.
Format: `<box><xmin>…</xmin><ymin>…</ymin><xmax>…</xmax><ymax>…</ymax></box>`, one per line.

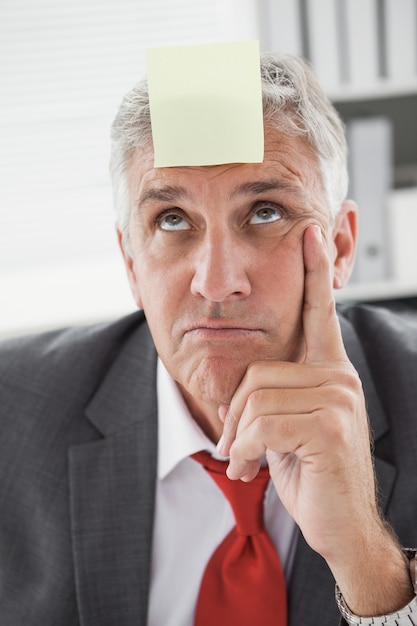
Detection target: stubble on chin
<box><xmin>180</xmin><ymin>355</ymin><xmax>247</xmax><ymax>407</ymax></box>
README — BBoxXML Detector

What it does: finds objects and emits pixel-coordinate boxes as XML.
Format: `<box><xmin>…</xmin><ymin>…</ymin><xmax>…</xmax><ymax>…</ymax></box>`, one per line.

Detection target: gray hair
<box><xmin>110</xmin><ymin>53</ymin><xmax>348</xmax><ymax>244</ymax></box>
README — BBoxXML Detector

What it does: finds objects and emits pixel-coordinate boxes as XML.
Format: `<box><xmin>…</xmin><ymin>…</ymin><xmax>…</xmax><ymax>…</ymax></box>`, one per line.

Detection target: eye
<box><xmin>249</xmin><ymin>204</ymin><xmax>282</xmax><ymax>225</ymax></box>
<box><xmin>158</xmin><ymin>211</ymin><xmax>191</xmax><ymax>231</ymax></box>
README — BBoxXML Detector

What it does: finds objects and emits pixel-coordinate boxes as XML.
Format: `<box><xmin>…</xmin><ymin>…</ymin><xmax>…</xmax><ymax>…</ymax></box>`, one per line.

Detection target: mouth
<box><xmin>184</xmin><ymin>319</ymin><xmax>264</xmax><ymax>341</ymax></box>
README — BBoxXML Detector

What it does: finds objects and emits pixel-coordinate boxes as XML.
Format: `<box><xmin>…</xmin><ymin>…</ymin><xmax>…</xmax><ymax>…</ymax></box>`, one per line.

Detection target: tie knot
<box><xmin>192</xmin><ymin>451</ymin><xmax>270</xmax><ymax>535</ymax></box>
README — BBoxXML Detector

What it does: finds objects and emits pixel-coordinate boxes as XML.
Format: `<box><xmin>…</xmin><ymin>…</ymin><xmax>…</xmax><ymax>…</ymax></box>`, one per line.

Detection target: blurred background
<box><xmin>1</xmin><ymin>0</ymin><xmax>417</xmax><ymax>337</ymax></box>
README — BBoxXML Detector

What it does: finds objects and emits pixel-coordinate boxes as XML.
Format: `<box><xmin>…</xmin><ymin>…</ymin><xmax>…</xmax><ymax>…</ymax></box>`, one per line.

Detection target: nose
<box><xmin>190</xmin><ymin>230</ymin><xmax>251</xmax><ymax>302</ymax></box>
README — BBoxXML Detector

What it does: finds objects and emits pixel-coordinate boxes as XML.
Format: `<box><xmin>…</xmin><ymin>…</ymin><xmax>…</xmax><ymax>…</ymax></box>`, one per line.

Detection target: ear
<box><xmin>331</xmin><ymin>200</ymin><xmax>358</xmax><ymax>289</ymax></box>
<box><xmin>116</xmin><ymin>227</ymin><xmax>143</xmax><ymax>309</ymax></box>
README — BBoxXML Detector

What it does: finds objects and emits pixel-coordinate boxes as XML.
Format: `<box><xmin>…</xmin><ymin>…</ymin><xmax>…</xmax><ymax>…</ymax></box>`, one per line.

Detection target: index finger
<box><xmin>303</xmin><ymin>225</ymin><xmax>347</xmax><ymax>364</ymax></box>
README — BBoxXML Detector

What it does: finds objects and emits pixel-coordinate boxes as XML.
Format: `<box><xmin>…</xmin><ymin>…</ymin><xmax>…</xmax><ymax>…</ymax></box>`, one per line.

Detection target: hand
<box><xmin>219</xmin><ymin>224</ymin><xmax>372</xmax><ymax>555</ymax></box>
<box><xmin>218</xmin><ymin>225</ymin><xmax>413</xmax><ymax>615</ymax></box>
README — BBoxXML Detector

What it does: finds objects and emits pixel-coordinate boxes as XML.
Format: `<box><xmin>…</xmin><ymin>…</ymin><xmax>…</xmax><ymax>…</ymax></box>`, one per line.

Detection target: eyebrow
<box><xmin>138</xmin><ymin>185</ymin><xmax>189</xmax><ymax>206</ymax></box>
<box><xmin>137</xmin><ymin>178</ymin><xmax>303</xmax><ymax>208</ymax></box>
<box><xmin>229</xmin><ymin>179</ymin><xmax>303</xmax><ymax>199</ymax></box>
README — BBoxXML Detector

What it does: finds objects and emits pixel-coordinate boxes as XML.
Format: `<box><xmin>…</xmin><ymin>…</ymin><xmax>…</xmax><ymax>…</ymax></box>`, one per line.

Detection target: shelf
<box><xmin>328</xmin><ymin>79</ymin><xmax>417</xmax><ymax>103</ymax></box>
<box><xmin>335</xmin><ymin>280</ymin><xmax>417</xmax><ymax>303</ymax></box>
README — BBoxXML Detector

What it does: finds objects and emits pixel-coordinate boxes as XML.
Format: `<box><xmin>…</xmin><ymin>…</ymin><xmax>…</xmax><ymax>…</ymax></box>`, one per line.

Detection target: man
<box><xmin>1</xmin><ymin>51</ymin><xmax>416</xmax><ymax>626</ymax></box>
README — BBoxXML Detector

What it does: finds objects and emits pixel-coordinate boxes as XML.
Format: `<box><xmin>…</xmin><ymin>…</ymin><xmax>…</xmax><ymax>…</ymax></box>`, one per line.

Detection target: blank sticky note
<box><xmin>146</xmin><ymin>40</ymin><xmax>264</xmax><ymax>167</ymax></box>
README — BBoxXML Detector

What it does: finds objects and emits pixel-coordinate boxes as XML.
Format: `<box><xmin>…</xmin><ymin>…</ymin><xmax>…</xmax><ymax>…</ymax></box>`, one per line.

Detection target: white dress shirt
<box><xmin>147</xmin><ymin>359</ymin><xmax>297</xmax><ymax>626</ymax></box>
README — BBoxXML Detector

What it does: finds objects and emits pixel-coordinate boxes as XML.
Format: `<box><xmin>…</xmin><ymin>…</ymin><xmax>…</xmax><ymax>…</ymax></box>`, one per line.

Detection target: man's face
<box><xmin>122</xmin><ymin>125</ymin><xmax>334</xmax><ymax>417</ymax></box>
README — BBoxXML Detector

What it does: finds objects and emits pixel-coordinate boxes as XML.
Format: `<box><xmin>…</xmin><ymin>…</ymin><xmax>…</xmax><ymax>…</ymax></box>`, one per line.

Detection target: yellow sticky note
<box><xmin>146</xmin><ymin>40</ymin><xmax>264</xmax><ymax>168</ymax></box>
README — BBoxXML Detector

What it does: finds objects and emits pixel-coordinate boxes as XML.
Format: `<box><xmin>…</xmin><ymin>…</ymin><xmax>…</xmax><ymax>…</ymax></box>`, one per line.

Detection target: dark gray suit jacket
<box><xmin>1</xmin><ymin>305</ymin><xmax>416</xmax><ymax>625</ymax></box>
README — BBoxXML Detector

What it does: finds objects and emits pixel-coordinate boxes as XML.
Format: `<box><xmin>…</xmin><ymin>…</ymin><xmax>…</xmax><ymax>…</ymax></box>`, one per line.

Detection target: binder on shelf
<box><xmin>342</xmin><ymin>0</ymin><xmax>379</xmax><ymax>87</ymax></box>
<box><xmin>347</xmin><ymin>116</ymin><xmax>393</xmax><ymax>283</ymax></box>
<box><xmin>305</xmin><ymin>0</ymin><xmax>341</xmax><ymax>91</ymax></box>
<box><xmin>257</xmin><ymin>0</ymin><xmax>302</xmax><ymax>55</ymax></box>
<box><xmin>385</xmin><ymin>0</ymin><xmax>417</xmax><ymax>81</ymax></box>
<box><xmin>387</xmin><ymin>187</ymin><xmax>417</xmax><ymax>285</ymax></box>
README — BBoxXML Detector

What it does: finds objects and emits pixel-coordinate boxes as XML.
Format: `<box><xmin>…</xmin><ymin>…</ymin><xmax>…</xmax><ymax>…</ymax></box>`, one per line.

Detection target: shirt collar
<box><xmin>156</xmin><ymin>358</ymin><xmax>217</xmax><ymax>480</ymax></box>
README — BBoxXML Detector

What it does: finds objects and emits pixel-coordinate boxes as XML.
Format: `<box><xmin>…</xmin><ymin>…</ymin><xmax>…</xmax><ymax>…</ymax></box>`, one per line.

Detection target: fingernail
<box><xmin>314</xmin><ymin>225</ymin><xmax>323</xmax><ymax>242</ymax></box>
<box><xmin>226</xmin><ymin>464</ymin><xmax>240</xmax><ymax>481</ymax></box>
<box><xmin>218</xmin><ymin>404</ymin><xmax>229</xmax><ymax>423</ymax></box>
<box><xmin>226</xmin><ymin>464</ymin><xmax>250</xmax><ymax>482</ymax></box>
<box><xmin>216</xmin><ymin>435</ymin><xmax>226</xmax><ymax>455</ymax></box>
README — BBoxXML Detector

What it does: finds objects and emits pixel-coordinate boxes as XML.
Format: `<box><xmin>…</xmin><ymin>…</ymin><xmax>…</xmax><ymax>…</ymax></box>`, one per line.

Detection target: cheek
<box><xmin>257</xmin><ymin>233</ymin><xmax>305</xmax><ymax>296</ymax></box>
<box><xmin>262</xmin><ymin>241</ymin><xmax>306</xmax><ymax>360</ymax></box>
<box><xmin>134</xmin><ymin>252</ymin><xmax>191</xmax><ymax>324</ymax></box>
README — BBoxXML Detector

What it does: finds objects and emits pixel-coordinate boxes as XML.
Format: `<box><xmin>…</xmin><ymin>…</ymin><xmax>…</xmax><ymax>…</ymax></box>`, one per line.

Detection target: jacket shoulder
<box><xmin>338</xmin><ymin>302</ymin><xmax>417</xmax><ymax>359</ymax></box>
<box><xmin>0</xmin><ymin>311</ymin><xmax>146</xmax><ymax>395</ymax></box>
<box><xmin>338</xmin><ymin>303</ymin><xmax>417</xmax><ymax>413</ymax></box>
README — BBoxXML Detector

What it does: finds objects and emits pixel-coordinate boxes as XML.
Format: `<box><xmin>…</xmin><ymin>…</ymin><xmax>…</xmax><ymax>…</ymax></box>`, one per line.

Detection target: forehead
<box><xmin>128</xmin><ymin>125</ymin><xmax>324</xmax><ymax>205</ymax></box>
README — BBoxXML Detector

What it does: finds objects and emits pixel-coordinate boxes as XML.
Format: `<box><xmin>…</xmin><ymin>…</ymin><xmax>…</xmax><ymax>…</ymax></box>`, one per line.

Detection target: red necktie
<box><xmin>192</xmin><ymin>451</ymin><xmax>287</xmax><ymax>626</ymax></box>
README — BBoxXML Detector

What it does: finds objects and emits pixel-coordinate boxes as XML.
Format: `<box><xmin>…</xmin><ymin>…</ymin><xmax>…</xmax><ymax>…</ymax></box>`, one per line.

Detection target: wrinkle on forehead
<box><xmin>128</xmin><ymin>126</ymin><xmax>325</xmax><ymax>213</ymax></box>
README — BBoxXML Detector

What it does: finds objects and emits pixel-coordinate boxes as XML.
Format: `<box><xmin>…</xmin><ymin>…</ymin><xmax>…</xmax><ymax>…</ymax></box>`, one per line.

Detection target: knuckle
<box><xmin>340</xmin><ymin>365</ymin><xmax>362</xmax><ymax>390</ymax></box>
<box><xmin>253</xmin><ymin>414</ymin><xmax>271</xmax><ymax>438</ymax></box>
<box><xmin>329</xmin><ymin>385</ymin><xmax>357</xmax><ymax>413</ymax></box>
<box><xmin>244</xmin><ymin>360</ymin><xmax>264</xmax><ymax>384</ymax></box>
<box><xmin>315</xmin><ymin>409</ymin><xmax>349</xmax><ymax>448</ymax></box>
<box><xmin>224</xmin><ymin>406</ymin><xmax>239</xmax><ymax>431</ymax></box>
<box><xmin>315</xmin><ymin>388</ymin><xmax>361</xmax><ymax>449</ymax></box>
<box><xmin>246</xmin><ymin>387</ymin><xmax>267</xmax><ymax>412</ymax></box>
<box><xmin>245</xmin><ymin>360</ymin><xmax>258</xmax><ymax>377</ymax></box>
<box><xmin>322</xmin><ymin>364</ymin><xmax>363</xmax><ymax>406</ymax></box>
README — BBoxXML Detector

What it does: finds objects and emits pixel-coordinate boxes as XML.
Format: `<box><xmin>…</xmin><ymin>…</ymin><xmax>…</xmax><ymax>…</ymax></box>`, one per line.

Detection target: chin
<box><xmin>183</xmin><ymin>355</ymin><xmax>247</xmax><ymax>406</ymax></box>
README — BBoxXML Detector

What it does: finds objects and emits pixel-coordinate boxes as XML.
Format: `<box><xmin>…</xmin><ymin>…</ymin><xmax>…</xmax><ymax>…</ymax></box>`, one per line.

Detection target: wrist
<box><xmin>335</xmin><ymin>548</ymin><xmax>417</xmax><ymax>625</ymax></box>
<box><xmin>329</xmin><ymin>524</ymin><xmax>414</xmax><ymax>616</ymax></box>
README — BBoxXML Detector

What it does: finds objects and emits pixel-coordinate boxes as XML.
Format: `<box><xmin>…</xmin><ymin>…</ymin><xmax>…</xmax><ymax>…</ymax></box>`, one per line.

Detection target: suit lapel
<box><xmin>69</xmin><ymin>321</ymin><xmax>158</xmax><ymax>626</ymax></box>
<box><xmin>339</xmin><ymin>314</ymin><xmax>397</xmax><ymax>514</ymax></box>
<box><xmin>288</xmin><ymin>314</ymin><xmax>397</xmax><ymax>625</ymax></box>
